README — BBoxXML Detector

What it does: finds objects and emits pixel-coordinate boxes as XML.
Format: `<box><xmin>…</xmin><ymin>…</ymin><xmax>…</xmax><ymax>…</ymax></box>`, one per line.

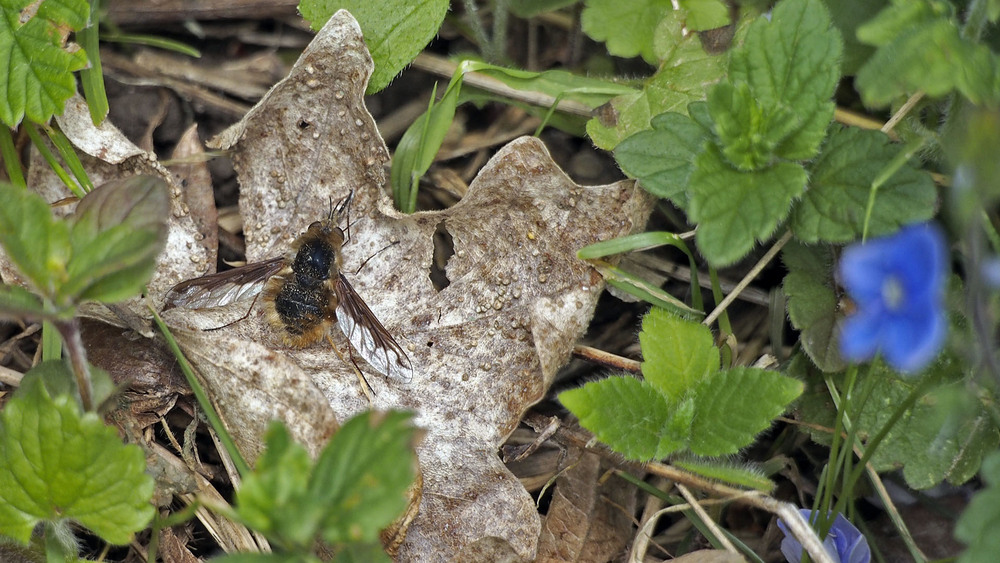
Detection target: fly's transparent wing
<box><xmin>333</xmin><ymin>274</ymin><xmax>413</xmax><ymax>383</ymax></box>
<box><xmin>163</xmin><ymin>257</ymin><xmax>285</xmax><ymax>310</ymax></box>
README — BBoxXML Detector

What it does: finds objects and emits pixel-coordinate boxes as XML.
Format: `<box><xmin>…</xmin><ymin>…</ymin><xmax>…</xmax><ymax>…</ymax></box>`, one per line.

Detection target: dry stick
<box><xmin>882</xmin><ymin>91</ymin><xmax>925</xmax><ymax>135</ymax></box>
<box><xmin>572</xmin><ymin>344</ymin><xmax>641</xmax><ymax>373</ymax></box>
<box><xmin>703</xmin><ymin>230</ymin><xmax>793</xmax><ymax>328</ymax></box>
<box><xmin>676</xmin><ymin>483</ymin><xmax>739</xmax><ymax>554</ymax></box>
<box><xmin>525</xmin><ymin>412</ymin><xmax>835</xmax><ymax>563</ymax></box>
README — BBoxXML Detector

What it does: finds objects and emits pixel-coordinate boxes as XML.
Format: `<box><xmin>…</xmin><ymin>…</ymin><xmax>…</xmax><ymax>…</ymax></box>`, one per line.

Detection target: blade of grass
<box><xmin>0</xmin><ymin>127</ymin><xmax>26</xmax><ymax>188</ymax></box>
<box><xmin>22</xmin><ymin>122</ymin><xmax>85</xmax><ymax>198</ymax></box>
<box><xmin>149</xmin><ymin>303</ymin><xmax>251</xmax><ymax>477</ymax></box>
<box><xmin>79</xmin><ymin>0</ymin><xmax>110</xmax><ymax>125</ymax></box>
<box><xmin>42</xmin><ymin>124</ymin><xmax>94</xmax><ymax>193</ymax></box>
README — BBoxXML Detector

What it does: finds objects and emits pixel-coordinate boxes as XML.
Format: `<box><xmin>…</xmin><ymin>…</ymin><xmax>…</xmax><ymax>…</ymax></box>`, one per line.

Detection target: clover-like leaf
<box><xmin>0</xmin><ymin>0</ymin><xmax>89</xmax><ymax>126</ymax></box>
<box><xmin>559</xmin><ymin>377</ymin><xmax>692</xmax><ymax>460</ymax></box>
<box><xmin>639</xmin><ymin>307</ymin><xmax>718</xmax><ymax>400</ymax></box>
<box><xmin>0</xmin><ymin>368</ymin><xmax>154</xmax><ymax>545</ymax></box>
<box><xmin>690</xmin><ymin>367</ymin><xmax>803</xmax><ymax>456</ymax></box>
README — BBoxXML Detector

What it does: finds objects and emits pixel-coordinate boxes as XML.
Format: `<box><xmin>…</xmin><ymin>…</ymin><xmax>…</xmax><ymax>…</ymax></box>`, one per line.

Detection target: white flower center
<box><xmin>882</xmin><ymin>275</ymin><xmax>905</xmax><ymax>310</ymax></box>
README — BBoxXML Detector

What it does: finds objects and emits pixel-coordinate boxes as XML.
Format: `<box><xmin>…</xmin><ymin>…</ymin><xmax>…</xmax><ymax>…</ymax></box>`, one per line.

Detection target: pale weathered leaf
<box><xmin>191</xmin><ymin>10</ymin><xmax>652</xmax><ymax>561</ymax></box>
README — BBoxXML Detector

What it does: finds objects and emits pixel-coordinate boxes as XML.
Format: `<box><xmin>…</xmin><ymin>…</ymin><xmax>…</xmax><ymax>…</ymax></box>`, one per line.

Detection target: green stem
<box><xmin>0</xmin><ymin>127</ymin><xmax>26</xmax><ymax>188</ymax></box>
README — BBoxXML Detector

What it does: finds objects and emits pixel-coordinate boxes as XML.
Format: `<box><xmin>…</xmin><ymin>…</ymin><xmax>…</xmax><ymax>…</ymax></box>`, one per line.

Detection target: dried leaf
<box><xmin>188</xmin><ymin>10</ymin><xmax>651</xmax><ymax>560</ymax></box>
<box><xmin>537</xmin><ymin>447</ymin><xmax>637</xmax><ymax>562</ymax></box>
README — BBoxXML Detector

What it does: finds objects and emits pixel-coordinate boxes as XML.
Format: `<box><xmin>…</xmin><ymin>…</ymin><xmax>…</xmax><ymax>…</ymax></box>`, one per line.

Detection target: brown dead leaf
<box><xmin>184</xmin><ymin>10</ymin><xmax>653</xmax><ymax>561</ymax></box>
<box><xmin>537</xmin><ymin>447</ymin><xmax>637</xmax><ymax>562</ymax></box>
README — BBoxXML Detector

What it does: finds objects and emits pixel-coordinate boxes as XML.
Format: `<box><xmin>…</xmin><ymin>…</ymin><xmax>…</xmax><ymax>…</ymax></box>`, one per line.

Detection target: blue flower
<box><xmin>838</xmin><ymin>223</ymin><xmax>947</xmax><ymax>374</ymax></box>
<box><xmin>778</xmin><ymin>509</ymin><xmax>871</xmax><ymax>563</ymax></box>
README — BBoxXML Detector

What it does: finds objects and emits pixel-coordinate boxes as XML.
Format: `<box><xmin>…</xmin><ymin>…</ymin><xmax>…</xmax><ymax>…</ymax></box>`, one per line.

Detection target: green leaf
<box><xmin>581</xmin><ymin>0</ymin><xmax>673</xmax><ymax>64</ymax></box>
<box><xmin>593</xmin><ymin>262</ymin><xmax>703</xmax><ymax>319</ymax></box>
<box><xmin>794</xmin><ymin>357</ymin><xmax>999</xmax><ymax>489</ymax></box>
<box><xmin>677</xmin><ymin>0</ymin><xmax>729</xmax><ymax>31</ymax></box>
<box><xmin>855</xmin><ymin>3</ymin><xmax>1000</xmax><ymax>107</ymax></box>
<box><xmin>0</xmin><ymin>284</ymin><xmax>46</xmax><ymax>319</ymax></box>
<box><xmin>639</xmin><ymin>307</ymin><xmax>718</xmax><ymax>400</ymax></box>
<box><xmin>312</xmin><ymin>410</ymin><xmax>417</xmax><ymax>545</ymax></box>
<box><xmin>587</xmin><ymin>12</ymin><xmax>725</xmax><ymax>149</ymax></box>
<box><xmin>0</xmin><ymin>370</ymin><xmax>154</xmax><ymax>545</ymax></box>
<box><xmin>781</xmin><ymin>241</ymin><xmax>845</xmax><ymax>373</ymax></box>
<box><xmin>956</xmin><ymin>452</ymin><xmax>1000</xmax><ymax>562</ymax></box>
<box><xmin>63</xmin><ymin>176</ymin><xmax>170</xmax><ymax>303</ymax></box>
<box><xmin>559</xmin><ymin>377</ymin><xmax>692</xmax><ymax>460</ymax></box>
<box><xmin>332</xmin><ymin>542</ymin><xmax>392</xmax><ymax>563</ymax></box>
<box><xmin>820</xmin><ymin>0</ymin><xmax>885</xmax><ymax>76</ymax></box>
<box><xmin>707</xmin><ymin>81</ymin><xmax>798</xmax><ymax>171</ymax></box>
<box><xmin>614</xmin><ymin>111</ymin><xmax>709</xmax><ymax>203</ymax></box>
<box><xmin>727</xmin><ymin>0</ymin><xmax>841</xmax><ymax>161</ymax></box>
<box><xmin>690</xmin><ymin>367</ymin><xmax>803</xmax><ymax>456</ymax></box>
<box><xmin>0</xmin><ymin>0</ymin><xmax>89</xmax><ymax>127</ymax></box>
<box><xmin>234</xmin><ymin>423</ymin><xmax>319</xmax><ymax>551</ymax></box>
<box><xmin>0</xmin><ymin>183</ymin><xmax>70</xmax><ymax>298</ymax></box>
<box><xmin>688</xmin><ymin>145</ymin><xmax>807</xmax><ymax>267</ymax></box>
<box><xmin>235</xmin><ymin>412</ymin><xmax>417</xmax><ymax>551</ymax></box>
<box><xmin>298</xmin><ymin>0</ymin><xmax>449</xmax><ymax>94</ymax></box>
<box><xmin>791</xmin><ymin>126</ymin><xmax>936</xmax><ymax>244</ymax></box>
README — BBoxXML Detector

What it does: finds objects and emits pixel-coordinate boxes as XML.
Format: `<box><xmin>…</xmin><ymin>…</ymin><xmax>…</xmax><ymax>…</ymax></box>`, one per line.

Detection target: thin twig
<box><xmin>676</xmin><ymin>483</ymin><xmax>739</xmax><ymax>554</ymax></box>
<box><xmin>703</xmin><ymin>230</ymin><xmax>792</xmax><ymax>327</ymax></box>
<box><xmin>572</xmin><ymin>344</ymin><xmax>641</xmax><ymax>373</ymax></box>
<box><xmin>882</xmin><ymin>91</ymin><xmax>925</xmax><ymax>135</ymax></box>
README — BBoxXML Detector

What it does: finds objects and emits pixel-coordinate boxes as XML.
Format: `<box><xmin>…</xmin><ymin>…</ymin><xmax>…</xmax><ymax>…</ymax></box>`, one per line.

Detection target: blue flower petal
<box><xmin>881</xmin><ymin>303</ymin><xmax>946</xmax><ymax>373</ymax></box>
<box><xmin>778</xmin><ymin>510</ymin><xmax>871</xmax><ymax>563</ymax></box>
<box><xmin>837</xmin><ymin>223</ymin><xmax>947</xmax><ymax>374</ymax></box>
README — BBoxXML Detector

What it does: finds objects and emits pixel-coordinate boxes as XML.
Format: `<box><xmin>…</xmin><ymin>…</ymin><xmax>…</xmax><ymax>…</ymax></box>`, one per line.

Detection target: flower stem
<box><xmin>56</xmin><ymin>319</ymin><xmax>93</xmax><ymax>412</ymax></box>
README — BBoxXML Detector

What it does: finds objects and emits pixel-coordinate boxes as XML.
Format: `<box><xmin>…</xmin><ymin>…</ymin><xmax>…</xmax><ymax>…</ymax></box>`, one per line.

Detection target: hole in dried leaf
<box><xmin>297</xmin><ymin>119</ymin><xmax>311</xmax><ymax>129</ymax></box>
<box><xmin>429</xmin><ymin>220</ymin><xmax>454</xmax><ymax>291</ymax></box>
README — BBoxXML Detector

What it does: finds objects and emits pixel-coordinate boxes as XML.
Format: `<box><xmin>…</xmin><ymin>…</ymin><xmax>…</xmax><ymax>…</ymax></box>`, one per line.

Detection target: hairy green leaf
<box><xmin>614</xmin><ymin>111</ymin><xmax>708</xmax><ymax>204</ymax></box>
<box><xmin>791</xmin><ymin>126</ymin><xmax>936</xmax><ymax>244</ymax></box>
<box><xmin>690</xmin><ymin>367</ymin><xmax>803</xmax><ymax>456</ymax></box>
<box><xmin>0</xmin><ymin>370</ymin><xmax>154</xmax><ymax>544</ymax></box>
<box><xmin>299</xmin><ymin>0</ymin><xmax>448</xmax><ymax>94</ymax></box>
<box><xmin>559</xmin><ymin>377</ymin><xmax>692</xmax><ymax>460</ymax></box>
<box><xmin>728</xmin><ymin>0</ymin><xmax>841</xmax><ymax>160</ymax></box>
<box><xmin>0</xmin><ymin>0</ymin><xmax>89</xmax><ymax>126</ymax></box>
<box><xmin>0</xmin><ymin>284</ymin><xmax>45</xmax><ymax>319</ymax></box>
<box><xmin>672</xmin><ymin>457</ymin><xmax>774</xmax><ymax>491</ymax></box>
<box><xmin>639</xmin><ymin>307</ymin><xmax>718</xmax><ymax>400</ymax></box>
<box><xmin>677</xmin><ymin>0</ymin><xmax>729</xmax><ymax>31</ymax></box>
<box><xmin>782</xmin><ymin>241</ymin><xmax>845</xmax><ymax>373</ymax></box>
<box><xmin>235</xmin><ymin>412</ymin><xmax>418</xmax><ymax>551</ymax></box>
<box><xmin>688</xmin><ymin>145</ymin><xmax>807</xmax><ymax>266</ymax></box>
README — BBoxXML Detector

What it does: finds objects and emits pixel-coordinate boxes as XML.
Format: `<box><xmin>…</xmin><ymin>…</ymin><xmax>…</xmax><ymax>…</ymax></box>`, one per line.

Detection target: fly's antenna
<box><xmin>334</xmin><ymin>189</ymin><xmax>355</xmax><ymax>243</ymax></box>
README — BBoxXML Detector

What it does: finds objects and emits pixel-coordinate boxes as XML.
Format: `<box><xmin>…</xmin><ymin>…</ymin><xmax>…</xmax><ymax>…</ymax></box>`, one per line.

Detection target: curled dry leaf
<box><xmin>537</xmin><ymin>447</ymin><xmax>637</xmax><ymax>562</ymax></box>
<box><xmin>180</xmin><ymin>10</ymin><xmax>653</xmax><ymax>561</ymax></box>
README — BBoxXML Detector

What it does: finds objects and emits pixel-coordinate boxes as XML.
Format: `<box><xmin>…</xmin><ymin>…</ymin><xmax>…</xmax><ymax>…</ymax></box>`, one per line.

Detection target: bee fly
<box><xmin>164</xmin><ymin>191</ymin><xmax>413</xmax><ymax>387</ymax></box>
